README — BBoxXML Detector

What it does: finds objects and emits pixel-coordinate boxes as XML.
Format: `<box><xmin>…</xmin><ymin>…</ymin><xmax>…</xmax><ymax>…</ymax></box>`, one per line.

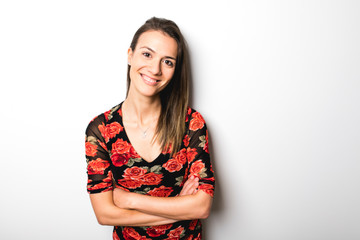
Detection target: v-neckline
<box><xmin>119</xmin><ymin>102</ymin><xmax>163</xmax><ymax>164</ymax></box>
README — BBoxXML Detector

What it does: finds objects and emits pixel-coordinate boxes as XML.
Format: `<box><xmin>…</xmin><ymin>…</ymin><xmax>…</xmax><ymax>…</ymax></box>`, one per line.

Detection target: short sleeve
<box><xmin>186</xmin><ymin>110</ymin><xmax>215</xmax><ymax>197</ymax></box>
<box><xmin>85</xmin><ymin>114</ymin><xmax>113</xmax><ymax>194</ymax></box>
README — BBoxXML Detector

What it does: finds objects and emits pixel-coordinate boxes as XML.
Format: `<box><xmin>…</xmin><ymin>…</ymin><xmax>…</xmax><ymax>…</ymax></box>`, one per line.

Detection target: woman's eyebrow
<box><xmin>140</xmin><ymin>46</ymin><xmax>176</xmax><ymax>60</ymax></box>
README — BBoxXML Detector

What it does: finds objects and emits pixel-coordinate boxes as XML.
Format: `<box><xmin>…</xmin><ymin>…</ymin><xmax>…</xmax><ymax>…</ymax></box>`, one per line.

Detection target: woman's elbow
<box><xmin>198</xmin><ymin>205</ymin><xmax>211</xmax><ymax>219</ymax></box>
<box><xmin>195</xmin><ymin>193</ymin><xmax>213</xmax><ymax>219</ymax></box>
<box><xmin>94</xmin><ymin>210</ymin><xmax>116</xmax><ymax>226</ymax></box>
<box><xmin>197</xmin><ymin>212</ymin><xmax>209</xmax><ymax>220</ymax></box>
<box><xmin>95</xmin><ymin>214</ymin><xmax>109</xmax><ymax>226</ymax></box>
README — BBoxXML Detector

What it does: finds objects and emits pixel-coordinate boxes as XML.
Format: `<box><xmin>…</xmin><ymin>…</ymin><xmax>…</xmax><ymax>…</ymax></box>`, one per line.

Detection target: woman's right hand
<box><xmin>179</xmin><ymin>175</ymin><xmax>199</xmax><ymax>196</ymax></box>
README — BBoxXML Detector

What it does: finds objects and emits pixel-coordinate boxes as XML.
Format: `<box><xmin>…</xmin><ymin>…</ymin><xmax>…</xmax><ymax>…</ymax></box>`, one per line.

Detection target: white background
<box><xmin>1</xmin><ymin>1</ymin><xmax>359</xmax><ymax>239</ymax></box>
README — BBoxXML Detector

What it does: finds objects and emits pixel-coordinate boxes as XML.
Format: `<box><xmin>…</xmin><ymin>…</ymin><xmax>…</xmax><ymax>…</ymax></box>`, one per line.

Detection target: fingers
<box><xmin>179</xmin><ymin>175</ymin><xmax>199</xmax><ymax>196</ymax></box>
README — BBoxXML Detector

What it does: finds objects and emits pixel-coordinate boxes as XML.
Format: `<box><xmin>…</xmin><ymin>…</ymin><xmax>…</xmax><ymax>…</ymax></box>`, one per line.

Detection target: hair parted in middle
<box><xmin>126</xmin><ymin>17</ymin><xmax>190</xmax><ymax>156</ymax></box>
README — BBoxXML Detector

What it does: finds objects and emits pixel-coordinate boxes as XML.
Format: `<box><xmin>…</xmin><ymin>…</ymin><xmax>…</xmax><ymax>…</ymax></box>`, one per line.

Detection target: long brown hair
<box><xmin>126</xmin><ymin>17</ymin><xmax>190</xmax><ymax>155</ymax></box>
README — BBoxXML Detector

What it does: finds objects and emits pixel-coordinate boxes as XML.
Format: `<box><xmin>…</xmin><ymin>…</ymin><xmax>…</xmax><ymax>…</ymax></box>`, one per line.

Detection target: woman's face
<box><xmin>128</xmin><ymin>30</ymin><xmax>178</xmax><ymax>98</ymax></box>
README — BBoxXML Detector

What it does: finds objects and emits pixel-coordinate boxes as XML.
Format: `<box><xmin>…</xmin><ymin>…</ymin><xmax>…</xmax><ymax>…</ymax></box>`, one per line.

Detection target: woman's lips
<box><xmin>141</xmin><ymin>74</ymin><xmax>159</xmax><ymax>86</ymax></box>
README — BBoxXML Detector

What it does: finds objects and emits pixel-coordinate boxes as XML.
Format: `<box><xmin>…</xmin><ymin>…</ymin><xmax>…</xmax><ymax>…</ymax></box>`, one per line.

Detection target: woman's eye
<box><xmin>142</xmin><ymin>52</ymin><xmax>151</xmax><ymax>58</ymax></box>
<box><xmin>164</xmin><ymin>60</ymin><xmax>174</xmax><ymax>67</ymax></box>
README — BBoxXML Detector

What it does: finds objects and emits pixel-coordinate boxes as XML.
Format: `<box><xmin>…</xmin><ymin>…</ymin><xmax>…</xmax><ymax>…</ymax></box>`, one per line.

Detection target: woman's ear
<box><xmin>127</xmin><ymin>48</ymin><xmax>133</xmax><ymax>65</ymax></box>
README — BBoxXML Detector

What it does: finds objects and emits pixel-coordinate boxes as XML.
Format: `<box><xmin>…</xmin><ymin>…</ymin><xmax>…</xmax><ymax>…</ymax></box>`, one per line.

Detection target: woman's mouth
<box><xmin>141</xmin><ymin>74</ymin><xmax>159</xmax><ymax>86</ymax></box>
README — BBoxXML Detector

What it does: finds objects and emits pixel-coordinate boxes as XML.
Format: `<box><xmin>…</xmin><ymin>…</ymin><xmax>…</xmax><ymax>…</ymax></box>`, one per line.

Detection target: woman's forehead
<box><xmin>135</xmin><ymin>30</ymin><xmax>178</xmax><ymax>58</ymax></box>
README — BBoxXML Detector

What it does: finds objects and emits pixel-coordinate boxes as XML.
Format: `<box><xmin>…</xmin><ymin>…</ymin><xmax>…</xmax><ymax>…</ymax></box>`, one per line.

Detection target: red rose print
<box><xmin>99</xmin><ymin>122</ymin><xmax>123</xmax><ymax>143</ymax></box>
<box><xmin>146</xmin><ymin>228</ymin><xmax>165</xmax><ymax>237</ymax></box>
<box><xmin>186</xmin><ymin>148</ymin><xmax>197</xmax><ymax>163</ymax></box>
<box><xmin>88</xmin><ymin>171</ymin><xmax>112</xmax><ymax>192</ymax></box>
<box><xmin>87</xmin><ymin>158</ymin><xmax>110</xmax><ymax>175</ymax></box>
<box><xmin>140</xmin><ymin>237</ymin><xmax>151</xmax><ymax>240</ymax></box>
<box><xmin>181</xmin><ymin>168</ymin><xmax>189</xmax><ymax>186</ymax></box>
<box><xmin>111</xmin><ymin>153</ymin><xmax>130</xmax><ymax>167</ymax></box>
<box><xmin>147</xmin><ymin>186</ymin><xmax>173</xmax><ymax>197</ymax></box>
<box><xmin>87</xmin><ymin>104</ymin><xmax>214</xmax><ymax>237</ymax></box>
<box><xmin>185</xmin><ymin>235</ymin><xmax>194</xmax><ymax>240</ymax></box>
<box><xmin>163</xmin><ymin>158</ymin><xmax>182</xmax><ymax>172</ymax></box>
<box><xmin>124</xmin><ymin>167</ymin><xmax>147</xmax><ymax>179</ymax></box>
<box><xmin>190</xmin><ymin>160</ymin><xmax>205</xmax><ymax>176</ymax></box>
<box><xmin>188</xmin><ymin>107</ymin><xmax>192</xmax><ymax>115</ymax></box>
<box><xmin>194</xmin><ymin>232</ymin><xmax>202</xmax><ymax>240</ymax></box>
<box><xmin>107</xmin><ymin>122</ymin><xmax>123</xmax><ymax>137</ymax></box>
<box><xmin>152</xmin><ymin>224</ymin><xmax>172</xmax><ymax>231</ymax></box>
<box><xmin>112</xmin><ymin>138</ymin><xmax>132</xmax><ymax>155</ymax></box>
<box><xmin>199</xmin><ymin>183</ymin><xmax>214</xmax><ymax>197</ymax></box>
<box><xmin>202</xmin><ymin>177</ymin><xmax>215</xmax><ymax>182</ymax></box>
<box><xmin>122</xmin><ymin>227</ymin><xmax>141</xmax><ymax>240</ymax></box>
<box><xmin>129</xmin><ymin>147</ymin><xmax>141</xmax><ymax>159</ymax></box>
<box><xmin>174</xmin><ymin>149</ymin><xmax>187</xmax><ymax>165</ymax></box>
<box><xmin>189</xmin><ymin>112</ymin><xmax>205</xmax><ymax>131</ymax></box>
<box><xmin>103</xmin><ymin>171</ymin><xmax>112</xmax><ymax>182</ymax></box>
<box><xmin>104</xmin><ymin>109</ymin><xmax>111</xmax><ymax>121</ymax></box>
<box><xmin>203</xmin><ymin>141</ymin><xmax>209</xmax><ymax>153</ymax></box>
<box><xmin>87</xmin><ymin>182</ymin><xmax>112</xmax><ymax>192</ymax></box>
<box><xmin>167</xmin><ymin>226</ymin><xmax>184</xmax><ymax>238</ymax></box>
<box><xmin>85</xmin><ymin>142</ymin><xmax>97</xmax><ymax>157</ymax></box>
<box><xmin>185</xmin><ymin>107</ymin><xmax>192</xmax><ymax>122</ymax></box>
<box><xmin>183</xmin><ymin>134</ymin><xmax>190</xmax><ymax>147</ymax></box>
<box><xmin>113</xmin><ymin>230</ymin><xmax>120</xmax><ymax>240</ymax></box>
<box><xmin>141</xmin><ymin>172</ymin><xmax>163</xmax><ymax>185</ymax></box>
<box><xmin>162</xmin><ymin>143</ymin><xmax>173</xmax><ymax>155</ymax></box>
<box><xmin>204</xmin><ymin>130</ymin><xmax>209</xmax><ymax>153</ymax></box>
<box><xmin>189</xmin><ymin>219</ymin><xmax>198</xmax><ymax>230</ymax></box>
<box><xmin>97</xmin><ymin>139</ymin><xmax>108</xmax><ymax>151</ymax></box>
<box><xmin>148</xmin><ymin>225</ymin><xmax>173</xmax><ymax>238</ymax></box>
<box><xmin>118</xmin><ymin>179</ymin><xmax>143</xmax><ymax>189</ymax></box>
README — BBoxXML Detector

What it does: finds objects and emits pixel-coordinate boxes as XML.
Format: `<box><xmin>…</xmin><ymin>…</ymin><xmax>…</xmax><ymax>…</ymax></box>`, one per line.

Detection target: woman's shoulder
<box><xmin>86</xmin><ymin>102</ymin><xmax>123</xmax><ymax>129</ymax></box>
<box><xmin>186</xmin><ymin>106</ymin><xmax>206</xmax><ymax>119</ymax></box>
<box><xmin>186</xmin><ymin>106</ymin><xmax>207</xmax><ymax>131</ymax></box>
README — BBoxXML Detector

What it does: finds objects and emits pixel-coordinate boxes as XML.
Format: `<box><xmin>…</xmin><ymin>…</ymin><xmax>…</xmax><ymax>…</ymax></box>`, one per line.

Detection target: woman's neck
<box><xmin>123</xmin><ymin>93</ymin><xmax>161</xmax><ymax>126</ymax></box>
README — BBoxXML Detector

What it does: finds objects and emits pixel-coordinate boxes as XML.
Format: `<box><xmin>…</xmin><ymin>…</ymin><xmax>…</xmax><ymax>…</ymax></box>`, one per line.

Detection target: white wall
<box><xmin>1</xmin><ymin>1</ymin><xmax>359</xmax><ymax>239</ymax></box>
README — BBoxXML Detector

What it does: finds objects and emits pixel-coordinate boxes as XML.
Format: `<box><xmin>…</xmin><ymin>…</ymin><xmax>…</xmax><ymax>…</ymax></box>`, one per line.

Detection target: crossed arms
<box><xmin>90</xmin><ymin>175</ymin><xmax>213</xmax><ymax>227</ymax></box>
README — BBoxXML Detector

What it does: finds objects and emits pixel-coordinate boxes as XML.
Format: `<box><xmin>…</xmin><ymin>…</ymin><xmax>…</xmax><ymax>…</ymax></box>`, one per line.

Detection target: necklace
<box><xmin>139</xmin><ymin>124</ymin><xmax>151</xmax><ymax>139</ymax></box>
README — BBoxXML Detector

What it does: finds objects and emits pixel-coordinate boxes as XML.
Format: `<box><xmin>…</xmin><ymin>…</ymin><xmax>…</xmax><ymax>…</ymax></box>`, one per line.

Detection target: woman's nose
<box><xmin>149</xmin><ymin>60</ymin><xmax>162</xmax><ymax>75</ymax></box>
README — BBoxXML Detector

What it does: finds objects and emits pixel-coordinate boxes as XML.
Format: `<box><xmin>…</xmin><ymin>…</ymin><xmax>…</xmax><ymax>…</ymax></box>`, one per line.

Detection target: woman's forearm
<box><xmin>90</xmin><ymin>191</ymin><xmax>177</xmax><ymax>227</ymax></box>
<box><xmin>116</xmin><ymin>189</ymin><xmax>213</xmax><ymax>220</ymax></box>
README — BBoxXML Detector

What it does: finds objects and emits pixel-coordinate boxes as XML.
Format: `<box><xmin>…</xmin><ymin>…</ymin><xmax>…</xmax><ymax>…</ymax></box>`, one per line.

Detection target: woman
<box><xmin>85</xmin><ymin>17</ymin><xmax>215</xmax><ymax>240</ymax></box>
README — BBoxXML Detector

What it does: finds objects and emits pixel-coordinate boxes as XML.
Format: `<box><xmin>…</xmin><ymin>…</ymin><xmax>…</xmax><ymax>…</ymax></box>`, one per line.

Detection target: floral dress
<box><xmin>85</xmin><ymin>102</ymin><xmax>215</xmax><ymax>240</ymax></box>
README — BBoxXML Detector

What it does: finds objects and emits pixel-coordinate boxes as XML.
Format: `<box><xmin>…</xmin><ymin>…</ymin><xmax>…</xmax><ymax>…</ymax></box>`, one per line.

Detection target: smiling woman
<box><xmin>127</xmin><ymin>31</ymin><xmax>178</xmax><ymax>100</ymax></box>
<box><xmin>85</xmin><ymin>17</ymin><xmax>215</xmax><ymax>240</ymax></box>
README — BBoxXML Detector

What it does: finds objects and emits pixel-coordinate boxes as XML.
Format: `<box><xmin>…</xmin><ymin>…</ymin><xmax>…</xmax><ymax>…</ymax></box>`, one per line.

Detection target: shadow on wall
<box><xmin>187</xmin><ymin>47</ymin><xmax>225</xmax><ymax>238</ymax></box>
<box><xmin>202</xmin><ymin>127</ymin><xmax>225</xmax><ymax>239</ymax></box>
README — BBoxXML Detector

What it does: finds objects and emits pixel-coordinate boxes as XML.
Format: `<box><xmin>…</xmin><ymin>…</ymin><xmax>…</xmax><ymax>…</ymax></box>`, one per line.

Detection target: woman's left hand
<box><xmin>179</xmin><ymin>175</ymin><xmax>199</xmax><ymax>196</ymax></box>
